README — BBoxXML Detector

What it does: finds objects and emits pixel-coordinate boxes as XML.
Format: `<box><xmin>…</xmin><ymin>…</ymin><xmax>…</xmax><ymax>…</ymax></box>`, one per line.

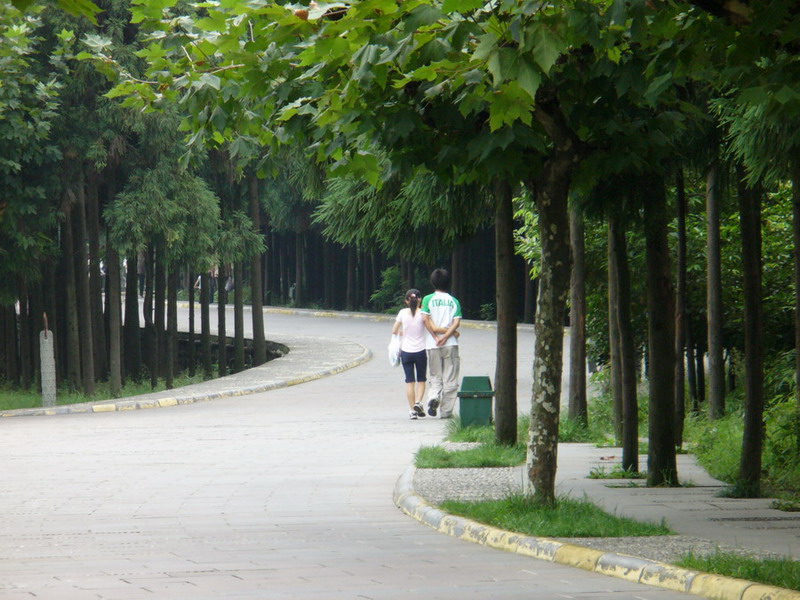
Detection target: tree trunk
<box><xmin>695</xmin><ymin>346</ymin><xmax>706</xmax><ymax>406</ymax></box>
<box><xmin>279</xmin><ymin>239</ymin><xmax>288</xmax><ymax>303</ymax></box>
<box><xmin>610</xmin><ymin>214</ymin><xmax>639</xmax><ymax>473</ymax></box>
<box><xmin>451</xmin><ymin>243</ymin><xmax>466</xmax><ymax>308</ymax></box>
<box><xmin>124</xmin><ymin>253</ymin><xmax>142</xmax><ymax>383</ymax></box>
<box><xmin>792</xmin><ymin>166</ymin><xmax>800</xmax><ymax>454</ymax></box>
<box><xmin>218</xmin><ymin>261</ymin><xmax>228</xmax><ymax>378</ymax></box>
<box><xmin>62</xmin><ymin>208</ymin><xmax>81</xmax><ymax>390</ymax></box>
<box><xmin>674</xmin><ymin>169</ymin><xmax>688</xmax><ymax>447</ymax></box>
<box><xmin>644</xmin><ymin>176</ymin><xmax>678</xmax><ymax>487</ymax></box>
<box><xmin>346</xmin><ymin>246</ymin><xmax>355</xmax><ymax>310</ymax></box>
<box><xmin>74</xmin><ymin>195</ymin><xmax>95</xmax><ymax>395</ymax></box>
<box><xmin>727</xmin><ymin>350</ymin><xmax>736</xmax><ymax>391</ymax></box>
<box><xmin>85</xmin><ymin>171</ymin><xmax>107</xmax><ymax>380</ymax></box>
<box><xmin>18</xmin><ymin>282</ymin><xmax>32</xmax><ymax>389</ymax></box>
<box><xmin>249</xmin><ymin>175</ymin><xmax>266</xmax><ymax>365</ymax></box>
<box><xmin>107</xmin><ymin>246</ymin><xmax>122</xmax><ymax>396</ymax></box>
<box><xmin>525</xmin><ymin>95</ymin><xmax>581</xmax><ymax>507</ymax></box>
<box><xmin>295</xmin><ymin>232</ymin><xmax>305</xmax><ymax>306</ymax></box>
<box><xmin>188</xmin><ymin>271</ymin><xmax>196</xmax><ymax>377</ymax></box>
<box><xmin>3</xmin><ymin>305</ymin><xmax>19</xmax><ymax>384</ymax></box>
<box><xmin>706</xmin><ymin>161</ymin><xmax>725</xmax><ymax>419</ymax></box>
<box><xmin>607</xmin><ymin>224</ymin><xmax>623</xmax><ymax>444</ymax></box>
<box><xmin>152</xmin><ymin>246</ymin><xmax>165</xmax><ymax>388</ymax></box>
<box><xmin>200</xmin><ymin>272</ymin><xmax>213</xmax><ymax>378</ymax></box>
<box><xmin>526</xmin><ymin>166</ymin><xmax>572</xmax><ymax>506</ymax></box>
<box><xmin>42</xmin><ymin>260</ymin><xmax>59</xmax><ymax>386</ymax></box>
<box><xmin>685</xmin><ymin>292</ymin><xmax>699</xmax><ymax>411</ymax></box>
<box><xmin>143</xmin><ymin>246</ymin><xmax>155</xmax><ymax>385</ymax></box>
<box><xmin>234</xmin><ymin>261</ymin><xmax>245</xmax><ymax>372</ymax></box>
<box><xmin>494</xmin><ymin>180</ymin><xmax>518</xmax><ymax>446</ymax></box>
<box><xmin>568</xmin><ymin>203</ymin><xmax>587</xmax><ymax>426</ymax></box>
<box><xmin>0</xmin><ymin>308</ymin><xmax>5</xmax><ymax>379</ymax></box>
<box><xmin>737</xmin><ymin>168</ymin><xmax>765</xmax><ymax>497</ymax></box>
<box><xmin>143</xmin><ymin>246</ymin><xmax>154</xmax><ymax>329</ymax></box>
<box><xmin>166</xmin><ymin>266</ymin><xmax>178</xmax><ymax>389</ymax></box>
<box><xmin>523</xmin><ymin>261</ymin><xmax>535</xmax><ymax>324</ymax></box>
<box><xmin>323</xmin><ymin>241</ymin><xmax>333</xmax><ymax>307</ymax></box>
<box><xmin>29</xmin><ymin>278</ymin><xmax>44</xmax><ymax>385</ymax></box>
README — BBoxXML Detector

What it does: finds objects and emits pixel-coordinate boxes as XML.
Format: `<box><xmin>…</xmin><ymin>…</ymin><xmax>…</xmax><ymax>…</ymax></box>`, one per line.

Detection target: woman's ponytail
<box><xmin>409</xmin><ymin>295</ymin><xmax>418</xmax><ymax>316</ymax></box>
<box><xmin>406</xmin><ymin>289</ymin><xmax>421</xmax><ymax>316</ymax></box>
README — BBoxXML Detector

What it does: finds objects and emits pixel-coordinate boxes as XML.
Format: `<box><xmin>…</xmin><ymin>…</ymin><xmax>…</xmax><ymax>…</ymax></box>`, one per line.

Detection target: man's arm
<box><xmin>422</xmin><ymin>313</ymin><xmax>440</xmax><ymax>339</ymax></box>
<box><xmin>436</xmin><ymin>317</ymin><xmax>461</xmax><ymax>346</ymax></box>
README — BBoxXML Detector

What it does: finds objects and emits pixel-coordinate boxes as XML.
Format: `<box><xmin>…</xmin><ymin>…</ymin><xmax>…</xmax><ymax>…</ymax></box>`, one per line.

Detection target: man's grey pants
<box><xmin>427</xmin><ymin>346</ymin><xmax>460</xmax><ymax>417</ymax></box>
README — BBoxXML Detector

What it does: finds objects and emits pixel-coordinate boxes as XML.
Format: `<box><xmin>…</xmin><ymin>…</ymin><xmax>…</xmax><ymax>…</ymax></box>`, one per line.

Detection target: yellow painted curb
<box><xmin>393</xmin><ymin>466</ymin><xmax>800</xmax><ymax>600</ymax></box>
<box><xmin>554</xmin><ymin>543</ymin><xmax>604</xmax><ymax>571</ymax></box>
<box><xmin>157</xmin><ymin>398</ymin><xmax>178</xmax><ymax>408</ymax></box>
<box><xmin>690</xmin><ymin>573</ymin><xmax>754</xmax><ymax>600</ymax></box>
<box><xmin>92</xmin><ymin>404</ymin><xmax>117</xmax><ymax>413</ymax></box>
<box><xmin>639</xmin><ymin>563</ymin><xmax>697</xmax><ymax>593</ymax></box>
<box><xmin>742</xmin><ymin>584</ymin><xmax>800</xmax><ymax>600</ymax></box>
<box><xmin>595</xmin><ymin>554</ymin><xmax>652</xmax><ymax>583</ymax></box>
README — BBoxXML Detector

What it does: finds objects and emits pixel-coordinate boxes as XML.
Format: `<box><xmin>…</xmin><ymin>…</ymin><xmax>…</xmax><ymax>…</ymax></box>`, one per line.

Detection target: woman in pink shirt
<box><xmin>392</xmin><ymin>289</ymin><xmax>428</xmax><ymax>419</ymax></box>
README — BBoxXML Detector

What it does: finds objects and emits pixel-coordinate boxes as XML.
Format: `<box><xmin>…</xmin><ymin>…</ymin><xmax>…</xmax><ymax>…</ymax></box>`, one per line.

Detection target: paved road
<box><xmin>0</xmin><ymin>310</ymin><xmax>693</xmax><ymax>599</ymax></box>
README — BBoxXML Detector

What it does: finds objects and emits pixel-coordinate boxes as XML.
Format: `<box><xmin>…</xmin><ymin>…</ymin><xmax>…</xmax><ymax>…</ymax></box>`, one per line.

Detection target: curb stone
<box><xmin>393</xmin><ymin>465</ymin><xmax>800</xmax><ymax>600</ymax></box>
<box><xmin>0</xmin><ymin>337</ymin><xmax>371</xmax><ymax>418</ymax></box>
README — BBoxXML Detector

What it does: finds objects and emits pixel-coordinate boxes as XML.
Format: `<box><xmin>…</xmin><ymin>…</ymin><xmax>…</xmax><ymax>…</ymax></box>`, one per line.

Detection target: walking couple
<box><xmin>391</xmin><ymin>268</ymin><xmax>461</xmax><ymax>420</ymax></box>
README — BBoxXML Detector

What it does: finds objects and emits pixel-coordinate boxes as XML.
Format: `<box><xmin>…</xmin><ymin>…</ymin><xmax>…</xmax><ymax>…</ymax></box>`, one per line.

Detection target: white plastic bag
<box><xmin>388</xmin><ymin>334</ymin><xmax>401</xmax><ymax>367</ymax></box>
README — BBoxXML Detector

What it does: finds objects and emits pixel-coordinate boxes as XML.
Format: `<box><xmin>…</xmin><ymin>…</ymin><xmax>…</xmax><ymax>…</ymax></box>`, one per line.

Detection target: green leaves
<box><xmin>517</xmin><ymin>58</ymin><xmax>541</xmax><ymax>100</ymax></box>
<box><xmin>528</xmin><ymin>23</ymin><xmax>565</xmax><ymax>75</ymax></box>
<box><xmin>130</xmin><ymin>0</ymin><xmax>179</xmax><ymax>23</ymax></box>
<box><xmin>488</xmin><ymin>82</ymin><xmax>533</xmax><ymax>131</ymax></box>
<box><xmin>441</xmin><ymin>0</ymin><xmax>485</xmax><ymax>14</ymax></box>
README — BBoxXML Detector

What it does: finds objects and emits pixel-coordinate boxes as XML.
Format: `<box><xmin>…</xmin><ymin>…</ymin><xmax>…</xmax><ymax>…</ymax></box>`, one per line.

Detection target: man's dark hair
<box><xmin>430</xmin><ymin>268</ymin><xmax>451</xmax><ymax>292</ymax></box>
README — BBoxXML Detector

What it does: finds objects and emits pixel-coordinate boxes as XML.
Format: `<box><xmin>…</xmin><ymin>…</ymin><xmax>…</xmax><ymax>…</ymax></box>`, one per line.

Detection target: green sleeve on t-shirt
<box><xmin>420</xmin><ymin>293</ymin><xmax>432</xmax><ymax>314</ymax></box>
<box><xmin>453</xmin><ymin>297</ymin><xmax>462</xmax><ymax>319</ymax></box>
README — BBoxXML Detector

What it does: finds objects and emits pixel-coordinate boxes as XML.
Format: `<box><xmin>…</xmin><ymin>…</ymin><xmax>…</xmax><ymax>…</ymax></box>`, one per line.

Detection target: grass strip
<box><xmin>0</xmin><ymin>372</ymin><xmax>208</xmax><ymax>411</ymax></box>
<box><xmin>676</xmin><ymin>551</ymin><xmax>800</xmax><ymax>592</ymax></box>
<box><xmin>440</xmin><ymin>494</ymin><xmax>673</xmax><ymax>538</ymax></box>
<box><xmin>415</xmin><ymin>444</ymin><xmax>526</xmax><ymax>468</ymax></box>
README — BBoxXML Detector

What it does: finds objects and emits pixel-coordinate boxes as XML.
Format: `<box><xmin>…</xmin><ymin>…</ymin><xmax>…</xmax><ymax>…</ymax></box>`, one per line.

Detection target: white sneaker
<box><xmin>409</xmin><ymin>411</ymin><xmax>418</xmax><ymax>420</ymax></box>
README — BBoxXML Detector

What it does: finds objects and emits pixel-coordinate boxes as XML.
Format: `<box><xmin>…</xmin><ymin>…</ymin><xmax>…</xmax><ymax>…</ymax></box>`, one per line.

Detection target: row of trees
<box><xmin>1</xmin><ymin>1</ymin><xmax>540</xmax><ymax>403</ymax></box>
<box><xmin>4</xmin><ymin>0</ymin><xmax>800</xmax><ymax>504</ymax></box>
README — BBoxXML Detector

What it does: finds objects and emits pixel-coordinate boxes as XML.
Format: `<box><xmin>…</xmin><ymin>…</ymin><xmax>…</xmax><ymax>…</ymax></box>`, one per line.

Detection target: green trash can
<box><xmin>457</xmin><ymin>376</ymin><xmax>494</xmax><ymax>427</ymax></box>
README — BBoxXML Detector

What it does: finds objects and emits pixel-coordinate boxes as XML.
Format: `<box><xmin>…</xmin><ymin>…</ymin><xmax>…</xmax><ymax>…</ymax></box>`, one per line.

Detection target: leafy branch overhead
<box><xmin>83</xmin><ymin>0</ymin><xmax>649</xmax><ymax>184</ymax></box>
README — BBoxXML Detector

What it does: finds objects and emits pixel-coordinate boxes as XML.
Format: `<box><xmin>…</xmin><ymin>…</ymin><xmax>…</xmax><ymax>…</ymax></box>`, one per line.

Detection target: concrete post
<box><xmin>40</xmin><ymin>315</ymin><xmax>56</xmax><ymax>408</ymax></box>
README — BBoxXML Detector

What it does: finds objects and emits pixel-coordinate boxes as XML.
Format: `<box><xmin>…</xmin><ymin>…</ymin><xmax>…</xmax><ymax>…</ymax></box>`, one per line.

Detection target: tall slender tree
<box><xmin>642</xmin><ymin>175</ymin><xmax>678</xmax><ymax>487</ymax></box>
<box><xmin>706</xmin><ymin>159</ymin><xmax>726</xmax><ymax>419</ymax></box>
<box><xmin>736</xmin><ymin>167</ymin><xmax>765</xmax><ymax>497</ymax></box>
<box><xmin>494</xmin><ymin>180</ymin><xmax>518</xmax><ymax>445</ymax></box>
<box><xmin>568</xmin><ymin>202</ymin><xmax>587</xmax><ymax>426</ymax></box>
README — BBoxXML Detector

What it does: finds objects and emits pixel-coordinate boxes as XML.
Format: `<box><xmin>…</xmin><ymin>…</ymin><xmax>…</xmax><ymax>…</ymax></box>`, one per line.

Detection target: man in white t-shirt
<box><xmin>420</xmin><ymin>268</ymin><xmax>461</xmax><ymax>418</ymax></box>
